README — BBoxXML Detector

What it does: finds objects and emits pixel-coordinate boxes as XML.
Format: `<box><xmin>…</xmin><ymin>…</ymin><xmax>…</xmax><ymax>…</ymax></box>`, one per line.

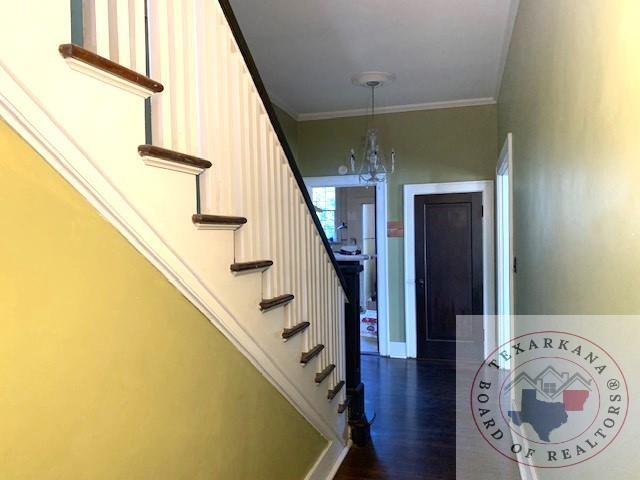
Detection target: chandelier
<box><xmin>348</xmin><ymin>72</ymin><xmax>396</xmax><ymax>185</ymax></box>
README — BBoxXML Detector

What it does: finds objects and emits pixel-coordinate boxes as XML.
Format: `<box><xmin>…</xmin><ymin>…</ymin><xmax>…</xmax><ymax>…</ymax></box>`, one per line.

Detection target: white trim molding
<box><xmin>193</xmin><ymin>223</ymin><xmax>245</xmax><ymax>231</ymax></box>
<box><xmin>63</xmin><ymin>57</ymin><xmax>157</xmax><ymax>98</ymax></box>
<box><xmin>304</xmin><ymin>440</ymin><xmax>351</xmax><ymax>480</ymax></box>
<box><xmin>141</xmin><ymin>155</ymin><xmax>208</xmax><ymax>175</ymax></box>
<box><xmin>297</xmin><ymin>97</ymin><xmax>496</xmax><ymax>122</ymax></box>
<box><xmin>496</xmin><ymin>133</ymin><xmax>515</xmax><ymax>356</ymax></box>
<box><xmin>403</xmin><ymin>180</ymin><xmax>495</xmax><ymax>359</ymax></box>
<box><xmin>388</xmin><ymin>341</ymin><xmax>407</xmax><ymax>359</ymax></box>
<box><xmin>304</xmin><ymin>175</ymin><xmax>390</xmax><ymax>357</ymax></box>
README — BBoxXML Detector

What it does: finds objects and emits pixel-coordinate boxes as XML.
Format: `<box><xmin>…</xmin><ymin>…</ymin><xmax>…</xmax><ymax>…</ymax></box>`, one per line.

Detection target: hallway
<box><xmin>335</xmin><ymin>356</ymin><xmax>456</xmax><ymax>480</ymax></box>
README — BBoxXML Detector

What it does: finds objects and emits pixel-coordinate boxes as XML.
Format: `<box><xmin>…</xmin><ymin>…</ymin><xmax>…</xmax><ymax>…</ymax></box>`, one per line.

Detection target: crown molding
<box><xmin>297</xmin><ymin>97</ymin><xmax>496</xmax><ymax>122</ymax></box>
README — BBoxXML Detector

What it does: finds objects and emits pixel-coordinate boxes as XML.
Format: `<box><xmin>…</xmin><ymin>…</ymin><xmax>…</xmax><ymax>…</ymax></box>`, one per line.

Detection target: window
<box><xmin>543</xmin><ymin>383</ymin><xmax>556</xmax><ymax>395</ymax></box>
<box><xmin>311</xmin><ymin>187</ymin><xmax>336</xmax><ymax>241</ymax></box>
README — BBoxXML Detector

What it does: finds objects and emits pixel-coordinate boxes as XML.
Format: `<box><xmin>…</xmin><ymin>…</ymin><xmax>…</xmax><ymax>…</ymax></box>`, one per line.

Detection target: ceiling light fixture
<box><xmin>348</xmin><ymin>71</ymin><xmax>396</xmax><ymax>185</ymax></box>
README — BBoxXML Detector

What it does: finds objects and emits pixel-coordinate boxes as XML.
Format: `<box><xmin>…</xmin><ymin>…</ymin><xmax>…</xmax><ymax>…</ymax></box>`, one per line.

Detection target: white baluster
<box><xmin>107</xmin><ymin>0</ymin><xmax>119</xmax><ymax>60</ymax></box>
<box><xmin>265</xmin><ymin>133</ymin><xmax>279</xmax><ymax>297</ymax></box>
<box><xmin>168</xmin><ymin>1</ymin><xmax>187</xmax><ymax>152</ymax></box>
<box><xmin>259</xmin><ymin>114</ymin><xmax>273</xmax><ymax>298</ymax></box>
<box><xmin>288</xmin><ymin>173</ymin><xmax>298</xmax><ymax>323</ymax></box>
<box><xmin>279</xmin><ymin>158</ymin><xmax>290</xmax><ymax>302</ymax></box>
<box><xmin>115</xmin><ymin>0</ymin><xmax>131</xmax><ymax>67</ymax></box>
<box><xmin>234</xmin><ymin>65</ymin><xmax>251</xmax><ymax>260</ymax></box>
<box><xmin>320</xmin><ymin>249</ymin><xmax>327</xmax><ymax>360</ymax></box>
<box><xmin>298</xmin><ymin>201</ymin><xmax>308</xmax><ymax>325</ymax></box>
<box><xmin>305</xmin><ymin>222</ymin><xmax>313</xmax><ymax>349</ymax></box>
<box><xmin>82</xmin><ymin>0</ymin><xmax>97</xmax><ymax>52</ymax></box>
<box><xmin>228</xmin><ymin>52</ymin><xmax>244</xmax><ymax>218</ymax></box>
<box><xmin>131</xmin><ymin>0</ymin><xmax>146</xmax><ymax>73</ymax></box>
<box><xmin>322</xmin><ymin>258</ymin><xmax>329</xmax><ymax>360</ymax></box>
<box><xmin>246</xmin><ymin>87</ymin><xmax>261</xmax><ymax>260</ymax></box>
<box><xmin>337</xmin><ymin>280</ymin><xmax>342</xmax><ymax>374</ymax></box>
<box><xmin>213</xmin><ymin>26</ymin><xmax>231</xmax><ymax>212</ymax></box>
<box><xmin>183</xmin><ymin>0</ymin><xmax>198</xmax><ymax>154</ymax></box>
<box><xmin>148</xmin><ymin>0</ymin><xmax>172</xmax><ymax>147</ymax></box>
<box><xmin>292</xmin><ymin>190</ymin><xmax>303</xmax><ymax>328</ymax></box>
<box><xmin>311</xmin><ymin>232</ymin><xmax>320</xmax><ymax>349</ymax></box>
<box><xmin>315</xmin><ymin>238</ymin><xmax>323</xmax><ymax>350</ymax></box>
<box><xmin>93</xmin><ymin>0</ymin><xmax>111</xmax><ymax>58</ymax></box>
<box><xmin>340</xmin><ymin>291</ymin><xmax>346</xmax><ymax>383</ymax></box>
<box><xmin>329</xmin><ymin>276</ymin><xmax>336</xmax><ymax>376</ymax></box>
<box><xmin>336</xmin><ymin>278</ymin><xmax>342</xmax><ymax>382</ymax></box>
<box><xmin>303</xmin><ymin>213</ymin><xmax>313</xmax><ymax>337</ymax></box>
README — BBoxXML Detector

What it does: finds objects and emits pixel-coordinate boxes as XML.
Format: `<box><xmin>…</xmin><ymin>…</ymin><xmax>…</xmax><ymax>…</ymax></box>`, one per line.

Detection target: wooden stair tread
<box><xmin>260</xmin><ymin>294</ymin><xmax>294</xmax><ymax>312</ymax></box>
<box><xmin>327</xmin><ymin>380</ymin><xmax>345</xmax><ymax>400</ymax></box>
<box><xmin>139</xmin><ymin>144</ymin><xmax>212</xmax><ymax>169</ymax></box>
<box><xmin>58</xmin><ymin>44</ymin><xmax>163</xmax><ymax>93</ymax></box>
<box><xmin>193</xmin><ymin>214</ymin><xmax>247</xmax><ymax>231</ymax></box>
<box><xmin>230</xmin><ymin>260</ymin><xmax>273</xmax><ymax>272</ymax></box>
<box><xmin>300</xmin><ymin>344</ymin><xmax>324</xmax><ymax>364</ymax></box>
<box><xmin>282</xmin><ymin>321</ymin><xmax>310</xmax><ymax>340</ymax></box>
<box><xmin>314</xmin><ymin>364</ymin><xmax>336</xmax><ymax>384</ymax></box>
<box><xmin>338</xmin><ymin>396</ymin><xmax>351</xmax><ymax>414</ymax></box>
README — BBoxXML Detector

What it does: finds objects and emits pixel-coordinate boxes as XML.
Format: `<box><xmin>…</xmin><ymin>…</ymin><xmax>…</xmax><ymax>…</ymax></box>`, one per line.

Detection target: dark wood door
<box><xmin>415</xmin><ymin>192</ymin><xmax>483</xmax><ymax>360</ymax></box>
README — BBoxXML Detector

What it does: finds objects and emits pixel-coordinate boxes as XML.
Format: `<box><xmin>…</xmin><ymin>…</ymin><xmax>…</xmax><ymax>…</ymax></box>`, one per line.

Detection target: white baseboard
<box><xmin>388</xmin><ymin>341</ymin><xmax>407</xmax><ymax>358</ymax></box>
<box><xmin>305</xmin><ymin>440</ymin><xmax>351</xmax><ymax>480</ymax></box>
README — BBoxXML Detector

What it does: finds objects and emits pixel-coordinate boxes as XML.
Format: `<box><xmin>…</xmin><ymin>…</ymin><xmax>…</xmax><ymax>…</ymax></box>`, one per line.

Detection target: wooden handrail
<box><xmin>217</xmin><ymin>0</ymin><xmax>349</xmax><ymax>295</ymax></box>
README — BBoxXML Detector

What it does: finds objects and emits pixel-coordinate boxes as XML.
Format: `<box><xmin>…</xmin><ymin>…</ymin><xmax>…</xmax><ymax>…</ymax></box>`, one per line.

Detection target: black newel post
<box><xmin>338</xmin><ymin>261</ymin><xmax>371</xmax><ymax>447</ymax></box>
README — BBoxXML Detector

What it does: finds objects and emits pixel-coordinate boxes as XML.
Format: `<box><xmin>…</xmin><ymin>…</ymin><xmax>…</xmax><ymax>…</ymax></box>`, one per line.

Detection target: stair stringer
<box><xmin>0</xmin><ymin>61</ymin><xmax>348</xmax><ymax>453</ymax></box>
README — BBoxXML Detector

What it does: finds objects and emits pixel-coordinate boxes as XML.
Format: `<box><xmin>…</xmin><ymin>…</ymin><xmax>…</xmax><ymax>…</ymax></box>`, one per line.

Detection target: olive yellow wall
<box><xmin>498</xmin><ymin>0</ymin><xmax>640</xmax><ymax>313</ymax></box>
<box><xmin>274</xmin><ymin>103</ymin><xmax>299</xmax><ymax>159</ymax></box>
<box><xmin>0</xmin><ymin>120</ymin><xmax>325</xmax><ymax>479</ymax></box>
<box><xmin>294</xmin><ymin>105</ymin><xmax>497</xmax><ymax>341</ymax></box>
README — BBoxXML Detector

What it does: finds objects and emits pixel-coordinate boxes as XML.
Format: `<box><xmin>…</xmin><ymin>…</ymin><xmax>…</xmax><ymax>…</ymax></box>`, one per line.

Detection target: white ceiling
<box><xmin>230</xmin><ymin>0</ymin><xmax>519</xmax><ymax>120</ymax></box>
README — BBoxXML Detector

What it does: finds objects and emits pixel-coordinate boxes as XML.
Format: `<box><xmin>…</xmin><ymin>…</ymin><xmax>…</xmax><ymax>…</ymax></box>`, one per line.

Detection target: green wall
<box><xmin>273</xmin><ymin>103</ymin><xmax>299</xmax><ymax>159</ymax></box>
<box><xmin>295</xmin><ymin>106</ymin><xmax>498</xmax><ymax>341</ymax></box>
<box><xmin>498</xmin><ymin>0</ymin><xmax>640</xmax><ymax>314</ymax></box>
<box><xmin>0</xmin><ymin>120</ymin><xmax>325</xmax><ymax>479</ymax></box>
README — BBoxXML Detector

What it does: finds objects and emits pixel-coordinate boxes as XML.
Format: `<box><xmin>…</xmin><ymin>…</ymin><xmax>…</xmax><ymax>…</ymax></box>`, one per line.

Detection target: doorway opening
<box><xmin>304</xmin><ymin>175</ymin><xmax>389</xmax><ymax>356</ymax></box>
<box><xmin>496</xmin><ymin>133</ymin><xmax>514</xmax><ymax>365</ymax></box>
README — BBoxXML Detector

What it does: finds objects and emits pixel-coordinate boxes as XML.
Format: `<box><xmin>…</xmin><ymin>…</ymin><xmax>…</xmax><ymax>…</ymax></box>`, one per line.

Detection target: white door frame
<box><xmin>304</xmin><ymin>175</ymin><xmax>390</xmax><ymax>357</ymax></box>
<box><xmin>403</xmin><ymin>180</ymin><xmax>495</xmax><ymax>359</ymax></box>
<box><xmin>497</xmin><ymin>133</ymin><xmax>515</xmax><ymax>358</ymax></box>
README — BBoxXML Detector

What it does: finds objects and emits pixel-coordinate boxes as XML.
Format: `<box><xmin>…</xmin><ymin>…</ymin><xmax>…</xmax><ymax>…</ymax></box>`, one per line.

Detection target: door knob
<box><xmin>417</xmin><ymin>278</ymin><xmax>425</xmax><ymax>288</ymax></box>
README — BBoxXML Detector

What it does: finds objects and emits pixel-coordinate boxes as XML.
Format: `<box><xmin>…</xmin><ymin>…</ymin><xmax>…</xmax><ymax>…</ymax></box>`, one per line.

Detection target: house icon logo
<box><xmin>503</xmin><ymin>366</ymin><xmax>594</xmax><ymax>443</ymax></box>
<box><xmin>470</xmin><ymin>331</ymin><xmax>629</xmax><ymax>468</ymax></box>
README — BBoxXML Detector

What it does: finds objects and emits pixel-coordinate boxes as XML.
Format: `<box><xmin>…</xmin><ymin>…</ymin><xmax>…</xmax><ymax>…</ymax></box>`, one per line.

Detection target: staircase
<box><xmin>0</xmin><ymin>0</ymin><xmax>349</xmax><ymax>476</ymax></box>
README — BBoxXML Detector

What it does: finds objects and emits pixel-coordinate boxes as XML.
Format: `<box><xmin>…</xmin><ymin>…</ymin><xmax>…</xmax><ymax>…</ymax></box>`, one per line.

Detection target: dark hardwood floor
<box><xmin>335</xmin><ymin>356</ymin><xmax>456</xmax><ymax>480</ymax></box>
